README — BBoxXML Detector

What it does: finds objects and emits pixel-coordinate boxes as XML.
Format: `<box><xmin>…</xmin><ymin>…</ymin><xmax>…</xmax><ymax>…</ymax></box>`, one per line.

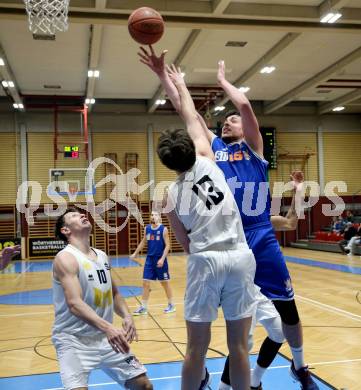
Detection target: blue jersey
<box><xmin>212</xmin><ymin>137</ymin><xmax>271</xmax><ymax>227</ymax></box>
<box><xmin>146</xmin><ymin>224</ymin><xmax>165</xmax><ymax>258</ymax></box>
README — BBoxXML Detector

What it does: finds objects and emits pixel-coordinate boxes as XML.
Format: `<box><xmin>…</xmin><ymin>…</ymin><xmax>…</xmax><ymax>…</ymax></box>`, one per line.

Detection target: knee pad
<box><xmin>273</xmin><ymin>299</ymin><xmax>300</xmax><ymax>326</ymax></box>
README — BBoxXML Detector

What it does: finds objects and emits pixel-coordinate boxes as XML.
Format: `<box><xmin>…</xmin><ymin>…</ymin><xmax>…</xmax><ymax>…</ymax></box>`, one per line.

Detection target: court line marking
<box><xmin>2</xmin><ymin>293</ymin><xmax>361</xmax><ymax>324</ymax></box>
<box><xmin>297</xmin><ymin>295</ymin><xmax>361</xmax><ymax>322</ymax></box>
<box><xmin>0</xmin><ymin>302</ymin><xmax>186</xmax><ymax>318</ymax></box>
<box><xmin>39</xmin><ymin>357</ymin><xmax>361</xmax><ymax>390</ymax></box>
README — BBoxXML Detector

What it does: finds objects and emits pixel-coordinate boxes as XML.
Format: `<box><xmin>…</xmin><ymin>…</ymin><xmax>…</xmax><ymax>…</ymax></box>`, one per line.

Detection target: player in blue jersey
<box><xmin>131</xmin><ymin>211</ymin><xmax>175</xmax><ymax>315</ymax></box>
<box><xmin>139</xmin><ymin>46</ymin><xmax>319</xmax><ymax>390</ymax></box>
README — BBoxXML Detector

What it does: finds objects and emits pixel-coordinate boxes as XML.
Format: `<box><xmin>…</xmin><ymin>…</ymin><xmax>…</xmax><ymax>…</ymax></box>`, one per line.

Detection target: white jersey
<box><xmin>168</xmin><ymin>156</ymin><xmax>248</xmax><ymax>253</ymax></box>
<box><xmin>52</xmin><ymin>244</ymin><xmax>113</xmax><ymax>336</ymax></box>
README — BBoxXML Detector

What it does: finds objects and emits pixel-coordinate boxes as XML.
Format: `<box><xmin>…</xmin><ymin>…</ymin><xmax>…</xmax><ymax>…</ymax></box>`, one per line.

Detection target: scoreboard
<box><xmin>64</xmin><ymin>145</ymin><xmax>79</xmax><ymax>158</ymax></box>
<box><xmin>260</xmin><ymin>127</ymin><xmax>277</xmax><ymax>169</ymax></box>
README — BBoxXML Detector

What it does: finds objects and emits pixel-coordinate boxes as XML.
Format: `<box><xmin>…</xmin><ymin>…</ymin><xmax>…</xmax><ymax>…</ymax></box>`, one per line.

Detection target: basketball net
<box><xmin>23</xmin><ymin>0</ymin><xmax>70</xmax><ymax>35</ymax></box>
<box><xmin>68</xmin><ymin>185</ymin><xmax>78</xmax><ymax>202</ymax></box>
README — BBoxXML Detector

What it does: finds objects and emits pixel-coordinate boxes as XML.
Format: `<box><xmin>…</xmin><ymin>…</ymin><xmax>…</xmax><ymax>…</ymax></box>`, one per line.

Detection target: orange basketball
<box><xmin>128</xmin><ymin>7</ymin><xmax>164</xmax><ymax>45</ymax></box>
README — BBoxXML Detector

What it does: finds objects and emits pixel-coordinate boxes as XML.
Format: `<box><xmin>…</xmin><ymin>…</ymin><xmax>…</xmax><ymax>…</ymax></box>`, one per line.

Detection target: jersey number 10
<box><xmin>97</xmin><ymin>269</ymin><xmax>107</xmax><ymax>284</ymax></box>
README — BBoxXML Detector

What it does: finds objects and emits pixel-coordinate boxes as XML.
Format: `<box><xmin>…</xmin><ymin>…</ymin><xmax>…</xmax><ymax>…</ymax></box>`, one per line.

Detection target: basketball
<box><xmin>128</xmin><ymin>7</ymin><xmax>164</xmax><ymax>45</ymax></box>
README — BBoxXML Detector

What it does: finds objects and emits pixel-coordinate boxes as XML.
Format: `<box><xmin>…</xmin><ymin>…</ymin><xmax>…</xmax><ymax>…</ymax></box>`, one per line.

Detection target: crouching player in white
<box><xmin>157</xmin><ymin>68</ymin><xmax>258</xmax><ymax>390</ymax></box>
<box><xmin>52</xmin><ymin>207</ymin><xmax>153</xmax><ymax>390</ymax></box>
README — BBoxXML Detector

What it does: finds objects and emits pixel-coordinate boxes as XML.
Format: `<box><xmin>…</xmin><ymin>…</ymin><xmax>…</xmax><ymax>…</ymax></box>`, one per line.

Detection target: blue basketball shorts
<box><xmin>143</xmin><ymin>256</ymin><xmax>170</xmax><ymax>281</ymax></box>
<box><xmin>244</xmin><ymin>222</ymin><xmax>294</xmax><ymax>301</ymax></box>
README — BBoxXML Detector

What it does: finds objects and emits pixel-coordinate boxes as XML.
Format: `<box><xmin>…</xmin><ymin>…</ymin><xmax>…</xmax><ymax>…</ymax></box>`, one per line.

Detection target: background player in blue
<box><xmin>138</xmin><ymin>46</ymin><xmax>318</xmax><ymax>390</ymax></box>
<box><xmin>130</xmin><ymin>211</ymin><xmax>175</xmax><ymax>315</ymax></box>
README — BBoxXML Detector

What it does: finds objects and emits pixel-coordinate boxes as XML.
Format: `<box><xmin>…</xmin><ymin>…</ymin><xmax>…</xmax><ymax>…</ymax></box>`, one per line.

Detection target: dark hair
<box><xmin>157</xmin><ymin>129</ymin><xmax>196</xmax><ymax>173</ymax></box>
<box><xmin>55</xmin><ymin>207</ymin><xmax>79</xmax><ymax>242</ymax></box>
<box><xmin>225</xmin><ymin>110</ymin><xmax>240</xmax><ymax>119</ymax></box>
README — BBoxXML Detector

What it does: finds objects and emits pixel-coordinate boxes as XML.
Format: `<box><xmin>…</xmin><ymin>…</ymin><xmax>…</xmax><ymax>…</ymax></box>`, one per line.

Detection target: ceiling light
<box><xmin>85</xmin><ymin>98</ymin><xmax>96</xmax><ymax>104</ymax></box>
<box><xmin>214</xmin><ymin>106</ymin><xmax>225</xmax><ymax>112</ymax></box>
<box><xmin>260</xmin><ymin>66</ymin><xmax>276</xmax><ymax>74</ymax></box>
<box><xmin>13</xmin><ymin>103</ymin><xmax>18</xmax><ymax>109</ymax></box>
<box><xmin>328</xmin><ymin>13</ymin><xmax>342</xmax><ymax>23</ymax></box>
<box><xmin>2</xmin><ymin>81</ymin><xmax>8</xmax><ymax>87</ymax></box>
<box><xmin>332</xmin><ymin>106</ymin><xmax>345</xmax><ymax>112</ymax></box>
<box><xmin>320</xmin><ymin>12</ymin><xmax>342</xmax><ymax>23</ymax></box>
<box><xmin>18</xmin><ymin>103</ymin><xmax>24</xmax><ymax>109</ymax></box>
<box><xmin>88</xmin><ymin>70</ymin><xmax>100</xmax><ymax>78</ymax></box>
<box><xmin>90</xmin><ymin>98</ymin><xmax>95</xmax><ymax>104</ymax></box>
<box><xmin>156</xmin><ymin>99</ymin><xmax>166</xmax><ymax>105</ymax></box>
<box><xmin>238</xmin><ymin>86</ymin><xmax>250</xmax><ymax>93</ymax></box>
<box><xmin>8</xmin><ymin>81</ymin><xmax>14</xmax><ymax>88</ymax></box>
<box><xmin>0</xmin><ymin>58</ymin><xmax>4</xmax><ymax>66</ymax></box>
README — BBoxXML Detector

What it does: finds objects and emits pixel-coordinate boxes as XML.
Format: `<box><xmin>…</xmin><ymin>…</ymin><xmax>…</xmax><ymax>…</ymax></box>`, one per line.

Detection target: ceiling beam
<box><xmin>212</xmin><ymin>0</ymin><xmax>232</xmax><ymax>15</ymax></box>
<box><xmin>106</xmin><ymin>0</ymin><xmax>213</xmax><ymax>14</ymax></box>
<box><xmin>0</xmin><ymin>43</ymin><xmax>24</xmax><ymax>111</ymax></box>
<box><xmin>215</xmin><ymin>32</ymin><xmax>300</xmax><ymax>108</ymax></box>
<box><xmin>95</xmin><ymin>0</ymin><xmax>107</xmax><ymax>10</ymax></box>
<box><xmin>264</xmin><ymin>45</ymin><xmax>361</xmax><ymax>114</ymax></box>
<box><xmin>319</xmin><ymin>0</ymin><xmax>350</xmax><ymax>17</ymax></box>
<box><xmin>224</xmin><ymin>2</ymin><xmax>358</xmax><ymax>22</ymax></box>
<box><xmin>319</xmin><ymin>88</ymin><xmax>361</xmax><ymax>114</ymax></box>
<box><xmin>86</xmin><ymin>24</ymin><xmax>103</xmax><ymax>112</ymax></box>
<box><xmin>148</xmin><ymin>29</ymin><xmax>202</xmax><ymax>113</ymax></box>
<box><xmin>0</xmin><ymin>8</ymin><xmax>360</xmax><ymax>33</ymax></box>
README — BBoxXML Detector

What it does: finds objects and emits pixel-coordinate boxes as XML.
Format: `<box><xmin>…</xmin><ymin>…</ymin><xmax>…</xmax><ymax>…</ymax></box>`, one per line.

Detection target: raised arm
<box><xmin>217</xmin><ymin>60</ymin><xmax>263</xmax><ymax>156</ymax></box>
<box><xmin>162</xmin><ymin>188</ymin><xmax>190</xmax><ymax>253</ymax></box>
<box><xmin>271</xmin><ymin>171</ymin><xmax>304</xmax><ymax>231</ymax></box>
<box><xmin>138</xmin><ymin>45</ymin><xmax>181</xmax><ymax>112</ymax></box>
<box><xmin>167</xmin><ymin>209</ymin><xmax>190</xmax><ymax>254</ymax></box>
<box><xmin>53</xmin><ymin>252</ymin><xmax>129</xmax><ymax>353</ymax></box>
<box><xmin>167</xmin><ymin>64</ymin><xmax>214</xmax><ymax>160</ymax></box>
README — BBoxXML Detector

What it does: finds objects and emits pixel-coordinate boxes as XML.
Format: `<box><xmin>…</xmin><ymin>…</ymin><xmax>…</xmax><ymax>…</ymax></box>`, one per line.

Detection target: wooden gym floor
<box><xmin>0</xmin><ymin>248</ymin><xmax>360</xmax><ymax>389</ymax></box>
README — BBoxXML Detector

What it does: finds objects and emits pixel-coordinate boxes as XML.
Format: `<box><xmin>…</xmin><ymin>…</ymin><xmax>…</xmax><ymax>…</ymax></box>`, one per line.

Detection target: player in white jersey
<box><xmin>157</xmin><ymin>66</ymin><xmax>258</xmax><ymax>390</ymax></box>
<box><xmin>52</xmin><ymin>207</ymin><xmax>152</xmax><ymax>390</ymax></box>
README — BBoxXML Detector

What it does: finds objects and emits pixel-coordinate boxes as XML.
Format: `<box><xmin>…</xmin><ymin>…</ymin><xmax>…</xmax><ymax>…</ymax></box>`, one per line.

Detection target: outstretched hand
<box><xmin>217</xmin><ymin>60</ymin><xmax>226</xmax><ymax>85</ymax></box>
<box><xmin>138</xmin><ymin>45</ymin><xmax>168</xmax><ymax>75</ymax></box>
<box><xmin>166</xmin><ymin>64</ymin><xmax>185</xmax><ymax>87</ymax></box>
<box><xmin>290</xmin><ymin>171</ymin><xmax>304</xmax><ymax>191</ymax></box>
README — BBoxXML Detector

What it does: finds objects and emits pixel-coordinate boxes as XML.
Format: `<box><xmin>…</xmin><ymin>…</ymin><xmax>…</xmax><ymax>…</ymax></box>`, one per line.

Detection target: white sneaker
<box><xmin>164</xmin><ymin>303</ymin><xmax>176</xmax><ymax>314</ymax></box>
<box><xmin>133</xmin><ymin>306</ymin><xmax>148</xmax><ymax>316</ymax></box>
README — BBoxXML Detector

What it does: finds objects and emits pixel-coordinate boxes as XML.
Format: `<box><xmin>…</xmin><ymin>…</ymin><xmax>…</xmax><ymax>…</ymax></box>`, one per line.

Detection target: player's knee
<box><xmin>273</xmin><ymin>299</ymin><xmax>300</xmax><ymax>326</ymax></box>
<box><xmin>126</xmin><ymin>376</ymin><xmax>153</xmax><ymax>390</ymax></box>
<box><xmin>227</xmin><ymin>338</ymin><xmax>248</xmax><ymax>355</ymax></box>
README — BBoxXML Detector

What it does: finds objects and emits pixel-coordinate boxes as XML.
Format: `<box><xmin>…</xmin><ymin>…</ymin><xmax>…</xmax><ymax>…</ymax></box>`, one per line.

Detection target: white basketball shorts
<box><xmin>184</xmin><ymin>247</ymin><xmax>258</xmax><ymax>322</ymax></box>
<box><xmin>52</xmin><ymin>332</ymin><xmax>146</xmax><ymax>390</ymax></box>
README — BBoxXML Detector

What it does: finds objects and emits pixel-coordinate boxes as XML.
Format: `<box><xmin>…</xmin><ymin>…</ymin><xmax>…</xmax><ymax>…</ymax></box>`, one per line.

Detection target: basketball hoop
<box><xmin>23</xmin><ymin>0</ymin><xmax>70</xmax><ymax>35</ymax></box>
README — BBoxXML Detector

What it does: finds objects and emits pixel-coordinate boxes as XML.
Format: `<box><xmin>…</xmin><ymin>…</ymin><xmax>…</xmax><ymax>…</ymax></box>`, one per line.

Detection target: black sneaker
<box><xmin>199</xmin><ymin>367</ymin><xmax>211</xmax><ymax>389</ymax></box>
<box><xmin>290</xmin><ymin>360</ymin><xmax>319</xmax><ymax>390</ymax></box>
<box><xmin>251</xmin><ymin>384</ymin><xmax>263</xmax><ymax>390</ymax></box>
